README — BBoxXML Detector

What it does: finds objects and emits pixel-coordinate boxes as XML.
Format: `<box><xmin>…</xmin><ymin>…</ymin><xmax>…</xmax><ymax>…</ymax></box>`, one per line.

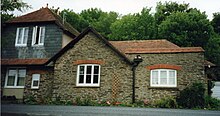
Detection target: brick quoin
<box><xmin>73</xmin><ymin>60</ymin><xmax>104</xmax><ymax>65</ymax></box>
<box><xmin>146</xmin><ymin>64</ymin><xmax>182</xmax><ymax>70</ymax></box>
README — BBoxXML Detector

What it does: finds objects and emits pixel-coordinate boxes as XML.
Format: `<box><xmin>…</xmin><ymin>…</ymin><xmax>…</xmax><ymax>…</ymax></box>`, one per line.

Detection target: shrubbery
<box><xmin>205</xmin><ymin>95</ymin><xmax>220</xmax><ymax>110</ymax></box>
<box><xmin>24</xmin><ymin>82</ymin><xmax>220</xmax><ymax>110</ymax></box>
<box><xmin>177</xmin><ymin>82</ymin><xmax>206</xmax><ymax>108</ymax></box>
<box><xmin>154</xmin><ymin>96</ymin><xmax>178</xmax><ymax>108</ymax></box>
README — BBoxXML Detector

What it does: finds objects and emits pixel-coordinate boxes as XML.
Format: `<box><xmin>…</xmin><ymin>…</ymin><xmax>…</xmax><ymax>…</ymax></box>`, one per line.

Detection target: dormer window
<box><xmin>32</xmin><ymin>26</ymin><xmax>45</xmax><ymax>46</ymax></box>
<box><xmin>15</xmin><ymin>27</ymin><xmax>29</xmax><ymax>46</ymax></box>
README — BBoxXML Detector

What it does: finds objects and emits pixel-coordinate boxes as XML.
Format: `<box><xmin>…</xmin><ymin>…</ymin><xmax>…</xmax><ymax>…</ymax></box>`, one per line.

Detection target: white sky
<box><xmin>15</xmin><ymin>0</ymin><xmax>220</xmax><ymax>20</ymax></box>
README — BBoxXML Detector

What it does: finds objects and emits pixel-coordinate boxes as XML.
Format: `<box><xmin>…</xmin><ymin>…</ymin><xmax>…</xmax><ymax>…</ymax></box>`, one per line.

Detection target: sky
<box><xmin>16</xmin><ymin>0</ymin><xmax>220</xmax><ymax>20</ymax></box>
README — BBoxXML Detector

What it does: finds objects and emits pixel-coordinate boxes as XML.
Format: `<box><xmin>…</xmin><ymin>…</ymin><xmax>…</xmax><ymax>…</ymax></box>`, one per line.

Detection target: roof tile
<box><xmin>1</xmin><ymin>59</ymin><xmax>48</xmax><ymax>66</ymax></box>
<box><xmin>110</xmin><ymin>40</ymin><xmax>204</xmax><ymax>53</ymax></box>
<box><xmin>6</xmin><ymin>7</ymin><xmax>79</xmax><ymax>36</ymax></box>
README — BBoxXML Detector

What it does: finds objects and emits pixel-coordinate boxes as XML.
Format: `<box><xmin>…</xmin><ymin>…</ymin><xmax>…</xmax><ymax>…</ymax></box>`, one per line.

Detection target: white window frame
<box><xmin>31</xmin><ymin>74</ymin><xmax>40</xmax><ymax>89</ymax></box>
<box><xmin>150</xmin><ymin>69</ymin><xmax>177</xmax><ymax>87</ymax></box>
<box><xmin>76</xmin><ymin>64</ymin><xmax>101</xmax><ymax>87</ymax></box>
<box><xmin>4</xmin><ymin>68</ymin><xmax>26</xmax><ymax>88</ymax></box>
<box><xmin>15</xmin><ymin>27</ymin><xmax>29</xmax><ymax>46</ymax></box>
<box><xmin>32</xmin><ymin>26</ymin><xmax>45</xmax><ymax>46</ymax></box>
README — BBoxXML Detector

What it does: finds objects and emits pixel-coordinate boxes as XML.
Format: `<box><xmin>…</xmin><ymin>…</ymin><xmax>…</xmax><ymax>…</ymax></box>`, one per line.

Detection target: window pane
<box><xmin>7</xmin><ymin>76</ymin><xmax>15</xmax><ymax>86</ymax></box>
<box><xmin>93</xmin><ymin>75</ymin><xmax>98</xmax><ymax>84</ymax></box>
<box><xmin>86</xmin><ymin>75</ymin><xmax>91</xmax><ymax>83</ymax></box>
<box><xmin>79</xmin><ymin>66</ymin><xmax>84</xmax><ymax>74</ymax></box>
<box><xmin>7</xmin><ymin>69</ymin><xmax>16</xmax><ymax>86</ymax></box>
<box><xmin>94</xmin><ymin>66</ymin><xmax>99</xmax><ymax>74</ymax></box>
<box><xmin>18</xmin><ymin>69</ymin><xmax>26</xmax><ymax>77</ymax></box>
<box><xmin>9</xmin><ymin>70</ymin><xmax>16</xmax><ymax>76</ymax></box>
<box><xmin>152</xmin><ymin>71</ymin><xmax>158</xmax><ymax>85</ymax></box>
<box><xmin>40</xmin><ymin>27</ymin><xmax>45</xmax><ymax>44</ymax></box>
<box><xmin>79</xmin><ymin>75</ymin><xmax>84</xmax><ymax>83</ymax></box>
<box><xmin>17</xmin><ymin>28</ymin><xmax>23</xmax><ymax>44</ymax></box>
<box><xmin>169</xmin><ymin>71</ymin><xmax>175</xmax><ymax>78</ymax></box>
<box><xmin>17</xmin><ymin>77</ymin><xmax>25</xmax><ymax>86</ymax></box>
<box><xmin>23</xmin><ymin>28</ymin><xmax>28</xmax><ymax>44</ymax></box>
<box><xmin>86</xmin><ymin>66</ymin><xmax>92</xmax><ymax>74</ymax></box>
<box><xmin>160</xmin><ymin>71</ymin><xmax>167</xmax><ymax>84</ymax></box>
<box><xmin>33</xmin><ymin>80</ymin><xmax>39</xmax><ymax>87</ymax></box>
<box><xmin>169</xmin><ymin>77</ymin><xmax>175</xmax><ymax>85</ymax></box>
<box><xmin>169</xmin><ymin>71</ymin><xmax>176</xmax><ymax>85</ymax></box>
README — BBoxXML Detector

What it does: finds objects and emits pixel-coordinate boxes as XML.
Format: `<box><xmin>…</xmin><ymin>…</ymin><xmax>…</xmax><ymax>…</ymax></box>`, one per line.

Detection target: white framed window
<box><xmin>76</xmin><ymin>64</ymin><xmax>101</xmax><ymax>87</ymax></box>
<box><xmin>150</xmin><ymin>69</ymin><xmax>177</xmax><ymax>87</ymax></box>
<box><xmin>5</xmin><ymin>68</ymin><xmax>26</xmax><ymax>88</ymax></box>
<box><xmin>15</xmin><ymin>27</ymin><xmax>29</xmax><ymax>46</ymax></box>
<box><xmin>32</xmin><ymin>26</ymin><xmax>45</xmax><ymax>46</ymax></box>
<box><xmin>31</xmin><ymin>74</ymin><xmax>40</xmax><ymax>89</ymax></box>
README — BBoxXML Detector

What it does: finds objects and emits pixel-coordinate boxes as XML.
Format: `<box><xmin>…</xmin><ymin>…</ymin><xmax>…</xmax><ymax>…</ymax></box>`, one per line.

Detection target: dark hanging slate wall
<box><xmin>2</xmin><ymin>22</ymin><xmax>64</xmax><ymax>59</ymax></box>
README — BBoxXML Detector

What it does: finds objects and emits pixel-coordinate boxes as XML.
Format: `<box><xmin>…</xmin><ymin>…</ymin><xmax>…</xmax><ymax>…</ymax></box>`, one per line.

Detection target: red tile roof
<box><xmin>6</xmin><ymin>7</ymin><xmax>79</xmax><ymax>36</ymax></box>
<box><xmin>110</xmin><ymin>40</ymin><xmax>204</xmax><ymax>53</ymax></box>
<box><xmin>1</xmin><ymin>59</ymin><xmax>48</xmax><ymax>66</ymax></box>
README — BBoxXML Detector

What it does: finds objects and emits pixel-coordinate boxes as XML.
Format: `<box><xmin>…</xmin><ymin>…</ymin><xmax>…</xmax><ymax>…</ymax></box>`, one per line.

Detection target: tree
<box><xmin>1</xmin><ymin>0</ymin><xmax>31</xmax><ymax>23</ymax></box>
<box><xmin>211</xmin><ymin>12</ymin><xmax>220</xmax><ymax>35</ymax></box>
<box><xmin>154</xmin><ymin>2</ymin><xmax>191</xmax><ymax>38</ymax></box>
<box><xmin>205</xmin><ymin>37</ymin><xmax>220</xmax><ymax>66</ymax></box>
<box><xmin>109</xmin><ymin>7</ymin><xmax>155</xmax><ymax>40</ymax></box>
<box><xmin>80</xmin><ymin>8</ymin><xmax>118</xmax><ymax>37</ymax></box>
<box><xmin>109</xmin><ymin>14</ymin><xmax>138</xmax><ymax>40</ymax></box>
<box><xmin>60</xmin><ymin>9</ymin><xmax>89</xmax><ymax>32</ymax></box>
<box><xmin>158</xmin><ymin>9</ymin><xmax>213</xmax><ymax>47</ymax></box>
<box><xmin>60</xmin><ymin>8</ymin><xmax>118</xmax><ymax>37</ymax></box>
<box><xmin>155</xmin><ymin>1</ymin><xmax>190</xmax><ymax>25</ymax></box>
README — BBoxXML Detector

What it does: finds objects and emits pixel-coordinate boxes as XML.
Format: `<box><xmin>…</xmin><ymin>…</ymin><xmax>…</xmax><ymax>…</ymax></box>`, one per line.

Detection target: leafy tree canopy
<box><xmin>1</xmin><ymin>0</ymin><xmax>31</xmax><ymax>23</ymax></box>
<box><xmin>109</xmin><ymin>7</ymin><xmax>155</xmax><ymax>40</ymax></box>
<box><xmin>158</xmin><ymin>9</ymin><xmax>214</xmax><ymax>47</ymax></box>
<box><xmin>212</xmin><ymin>12</ymin><xmax>220</xmax><ymax>35</ymax></box>
<box><xmin>155</xmin><ymin>1</ymin><xmax>190</xmax><ymax>25</ymax></box>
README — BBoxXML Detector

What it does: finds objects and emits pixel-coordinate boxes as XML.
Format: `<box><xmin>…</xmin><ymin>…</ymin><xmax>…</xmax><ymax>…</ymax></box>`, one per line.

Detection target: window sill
<box><xmin>15</xmin><ymin>45</ymin><xmax>27</xmax><ymax>47</ymax></box>
<box><xmin>75</xmin><ymin>85</ymin><xmax>100</xmax><ymax>88</ymax></box>
<box><xmin>148</xmin><ymin>87</ymin><xmax>179</xmax><ymax>90</ymax></box>
<box><xmin>31</xmin><ymin>87</ymin><xmax>39</xmax><ymax>89</ymax></box>
<box><xmin>4</xmin><ymin>86</ymin><xmax>25</xmax><ymax>89</ymax></box>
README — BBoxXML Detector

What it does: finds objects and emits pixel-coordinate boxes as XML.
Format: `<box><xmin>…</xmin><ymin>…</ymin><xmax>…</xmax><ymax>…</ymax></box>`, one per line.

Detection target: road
<box><xmin>1</xmin><ymin>104</ymin><xmax>220</xmax><ymax>116</ymax></box>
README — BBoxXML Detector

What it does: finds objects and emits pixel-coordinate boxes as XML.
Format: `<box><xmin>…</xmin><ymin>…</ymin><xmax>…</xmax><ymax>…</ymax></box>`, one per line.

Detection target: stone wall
<box><xmin>53</xmin><ymin>32</ymin><xmax>132</xmax><ymax>103</ymax></box>
<box><xmin>23</xmin><ymin>67</ymin><xmax>54</xmax><ymax>102</ymax></box>
<box><xmin>127</xmin><ymin>52</ymin><xmax>206</xmax><ymax>101</ymax></box>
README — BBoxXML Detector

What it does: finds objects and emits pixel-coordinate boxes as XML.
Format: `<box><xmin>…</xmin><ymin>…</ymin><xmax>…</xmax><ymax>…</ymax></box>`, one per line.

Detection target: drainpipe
<box><xmin>132</xmin><ymin>55</ymin><xmax>143</xmax><ymax>104</ymax></box>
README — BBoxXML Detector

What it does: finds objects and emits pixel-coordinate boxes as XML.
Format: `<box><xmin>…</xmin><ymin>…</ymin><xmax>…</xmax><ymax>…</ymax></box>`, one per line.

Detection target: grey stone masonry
<box><xmin>126</xmin><ymin>52</ymin><xmax>206</xmax><ymax>102</ymax></box>
<box><xmin>53</xmin><ymin>32</ymin><xmax>133</xmax><ymax>103</ymax></box>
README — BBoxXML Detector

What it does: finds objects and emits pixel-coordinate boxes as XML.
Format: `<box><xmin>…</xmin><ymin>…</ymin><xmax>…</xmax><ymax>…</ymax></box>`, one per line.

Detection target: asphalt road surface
<box><xmin>1</xmin><ymin>104</ymin><xmax>220</xmax><ymax>116</ymax></box>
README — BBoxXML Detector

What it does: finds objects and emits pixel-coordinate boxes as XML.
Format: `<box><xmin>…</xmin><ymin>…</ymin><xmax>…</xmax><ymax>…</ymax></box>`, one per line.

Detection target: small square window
<box><xmin>31</xmin><ymin>74</ymin><xmax>40</xmax><ymax>89</ymax></box>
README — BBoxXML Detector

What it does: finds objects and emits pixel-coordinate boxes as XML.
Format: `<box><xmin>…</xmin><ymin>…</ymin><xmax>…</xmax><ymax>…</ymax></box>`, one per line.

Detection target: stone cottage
<box><xmin>1</xmin><ymin>7</ymin><xmax>206</xmax><ymax>103</ymax></box>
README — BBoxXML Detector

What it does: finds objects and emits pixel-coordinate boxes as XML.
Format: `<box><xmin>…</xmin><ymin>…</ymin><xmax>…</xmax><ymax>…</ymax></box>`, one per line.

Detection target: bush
<box><xmin>177</xmin><ymin>82</ymin><xmax>206</xmax><ymax>108</ymax></box>
<box><xmin>154</xmin><ymin>96</ymin><xmax>178</xmax><ymax>108</ymax></box>
<box><xmin>24</xmin><ymin>95</ymin><xmax>38</xmax><ymax>105</ymax></box>
<box><xmin>75</xmin><ymin>96</ymin><xmax>94</xmax><ymax>106</ymax></box>
<box><xmin>205</xmin><ymin>95</ymin><xmax>220</xmax><ymax>110</ymax></box>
